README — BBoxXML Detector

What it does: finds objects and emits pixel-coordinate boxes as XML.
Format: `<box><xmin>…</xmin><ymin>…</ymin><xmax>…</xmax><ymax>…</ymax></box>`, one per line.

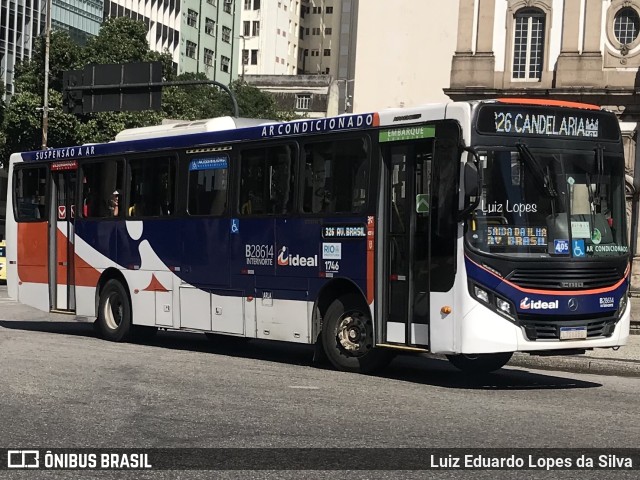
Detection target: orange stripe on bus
<box><xmin>17</xmin><ymin>223</ymin><xmax>48</xmax><ymax>284</ymax></box>
<box><xmin>466</xmin><ymin>255</ymin><xmax>628</xmax><ymax>296</ymax></box>
<box><xmin>74</xmin><ymin>253</ymin><xmax>102</xmax><ymax>287</ymax></box>
<box><xmin>496</xmin><ymin>98</ymin><xmax>600</xmax><ymax>111</ymax></box>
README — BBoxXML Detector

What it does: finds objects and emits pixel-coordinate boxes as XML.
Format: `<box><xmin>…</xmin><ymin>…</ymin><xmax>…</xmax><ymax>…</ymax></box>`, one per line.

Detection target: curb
<box><xmin>508</xmin><ymin>353</ymin><xmax>640</xmax><ymax>378</ymax></box>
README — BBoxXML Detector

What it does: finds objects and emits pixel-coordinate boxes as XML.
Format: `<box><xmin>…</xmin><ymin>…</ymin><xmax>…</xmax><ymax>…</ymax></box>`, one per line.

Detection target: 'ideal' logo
<box><xmin>277</xmin><ymin>246</ymin><xmax>318</xmax><ymax>267</ymax></box>
<box><xmin>520</xmin><ymin>297</ymin><xmax>559</xmax><ymax>310</ymax></box>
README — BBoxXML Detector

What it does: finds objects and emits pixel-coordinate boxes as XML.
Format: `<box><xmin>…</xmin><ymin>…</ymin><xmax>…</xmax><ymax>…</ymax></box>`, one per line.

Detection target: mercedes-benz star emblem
<box><xmin>567</xmin><ymin>298</ymin><xmax>578</xmax><ymax>311</ymax></box>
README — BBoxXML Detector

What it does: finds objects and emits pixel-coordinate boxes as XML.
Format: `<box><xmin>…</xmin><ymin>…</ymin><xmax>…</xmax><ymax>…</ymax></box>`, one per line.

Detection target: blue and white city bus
<box><xmin>5</xmin><ymin>99</ymin><xmax>630</xmax><ymax>373</ymax></box>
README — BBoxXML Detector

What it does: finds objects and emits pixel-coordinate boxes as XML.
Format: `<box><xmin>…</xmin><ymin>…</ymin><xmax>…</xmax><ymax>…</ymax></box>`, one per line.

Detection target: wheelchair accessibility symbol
<box><xmin>231</xmin><ymin>218</ymin><xmax>239</xmax><ymax>234</ymax></box>
<box><xmin>572</xmin><ymin>239</ymin><xmax>585</xmax><ymax>257</ymax></box>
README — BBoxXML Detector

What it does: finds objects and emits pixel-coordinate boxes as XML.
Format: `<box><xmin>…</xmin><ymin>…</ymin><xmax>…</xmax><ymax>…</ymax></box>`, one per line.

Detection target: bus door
<box><xmin>383</xmin><ymin>140</ymin><xmax>433</xmax><ymax>347</ymax></box>
<box><xmin>49</xmin><ymin>162</ymin><xmax>78</xmax><ymax>312</ymax></box>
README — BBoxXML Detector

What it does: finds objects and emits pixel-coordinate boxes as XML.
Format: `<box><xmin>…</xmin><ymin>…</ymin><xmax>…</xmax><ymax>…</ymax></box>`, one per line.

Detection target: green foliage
<box><xmin>1</xmin><ymin>16</ymin><xmax>296</xmax><ymax>165</ymax></box>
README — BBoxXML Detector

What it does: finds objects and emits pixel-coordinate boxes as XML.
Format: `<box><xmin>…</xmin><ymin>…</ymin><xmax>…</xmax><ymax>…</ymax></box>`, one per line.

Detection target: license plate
<box><xmin>559</xmin><ymin>326</ymin><xmax>587</xmax><ymax>340</ymax></box>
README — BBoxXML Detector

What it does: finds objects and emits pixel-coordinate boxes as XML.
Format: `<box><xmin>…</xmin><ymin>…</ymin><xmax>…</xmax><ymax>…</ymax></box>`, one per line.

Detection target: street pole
<box><xmin>239</xmin><ymin>35</ymin><xmax>246</xmax><ymax>81</ymax></box>
<box><xmin>41</xmin><ymin>0</ymin><xmax>52</xmax><ymax>149</ymax></box>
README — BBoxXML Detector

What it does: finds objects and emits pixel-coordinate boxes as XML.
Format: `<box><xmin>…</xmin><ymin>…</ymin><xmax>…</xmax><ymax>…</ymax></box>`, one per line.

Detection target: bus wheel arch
<box><xmin>312</xmin><ymin>278</ymin><xmax>368</xmax><ymax>343</ymax></box>
<box><xmin>95</xmin><ymin>269</ymin><xmax>157</xmax><ymax>342</ymax></box>
<box><xmin>314</xmin><ymin>281</ymin><xmax>391</xmax><ymax>374</ymax></box>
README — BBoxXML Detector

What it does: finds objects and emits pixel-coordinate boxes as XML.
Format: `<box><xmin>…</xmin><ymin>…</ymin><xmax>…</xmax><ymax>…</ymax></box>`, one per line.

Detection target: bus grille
<box><xmin>507</xmin><ymin>267</ymin><xmax>621</xmax><ymax>290</ymax></box>
<box><xmin>518</xmin><ymin>314</ymin><xmax>619</xmax><ymax>341</ymax></box>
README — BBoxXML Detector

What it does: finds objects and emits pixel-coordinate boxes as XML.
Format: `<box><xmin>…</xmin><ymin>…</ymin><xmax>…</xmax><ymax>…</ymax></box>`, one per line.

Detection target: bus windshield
<box><xmin>467</xmin><ymin>146</ymin><xmax>628</xmax><ymax>259</ymax></box>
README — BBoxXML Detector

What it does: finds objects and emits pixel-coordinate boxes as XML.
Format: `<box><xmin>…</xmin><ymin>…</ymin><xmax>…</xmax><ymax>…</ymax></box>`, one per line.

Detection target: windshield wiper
<box><xmin>594</xmin><ymin>145</ymin><xmax>604</xmax><ymax>206</ymax></box>
<box><xmin>516</xmin><ymin>143</ymin><xmax>557</xmax><ymax>198</ymax></box>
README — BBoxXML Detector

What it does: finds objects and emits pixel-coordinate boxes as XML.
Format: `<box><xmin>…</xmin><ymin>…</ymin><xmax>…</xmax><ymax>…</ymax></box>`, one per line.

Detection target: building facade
<box><xmin>445</xmin><ymin>0</ymin><xmax>640</xmax><ymax>288</ymax></box>
<box><xmin>53</xmin><ymin>0</ymin><xmax>103</xmax><ymax>44</ymax></box>
<box><xmin>104</xmin><ymin>0</ymin><xmax>240</xmax><ymax>84</ymax></box>
<box><xmin>1</xmin><ymin>0</ymin><xmax>46</xmax><ymax>98</ymax></box>
<box><xmin>238</xmin><ymin>0</ymin><xmax>356</xmax><ymax>114</ymax></box>
<box><xmin>352</xmin><ymin>0</ymin><xmax>459</xmax><ymax>113</ymax></box>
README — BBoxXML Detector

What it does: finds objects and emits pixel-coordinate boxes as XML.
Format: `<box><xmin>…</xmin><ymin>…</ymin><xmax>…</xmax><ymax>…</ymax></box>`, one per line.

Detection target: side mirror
<box><xmin>464</xmin><ymin>162</ymin><xmax>479</xmax><ymax>197</ymax></box>
<box><xmin>458</xmin><ymin>148</ymin><xmax>481</xmax><ymax>220</ymax></box>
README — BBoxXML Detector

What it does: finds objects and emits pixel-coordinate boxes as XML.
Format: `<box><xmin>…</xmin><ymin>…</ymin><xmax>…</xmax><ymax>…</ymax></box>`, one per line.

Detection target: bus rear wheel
<box><xmin>97</xmin><ymin>279</ymin><xmax>132</xmax><ymax>342</ymax></box>
<box><xmin>446</xmin><ymin>352</ymin><xmax>513</xmax><ymax>374</ymax></box>
<box><xmin>321</xmin><ymin>294</ymin><xmax>392</xmax><ymax>374</ymax></box>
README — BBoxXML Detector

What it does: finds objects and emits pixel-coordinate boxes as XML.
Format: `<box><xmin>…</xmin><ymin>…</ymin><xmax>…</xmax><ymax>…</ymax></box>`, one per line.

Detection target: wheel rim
<box><xmin>336</xmin><ymin>310</ymin><xmax>373</xmax><ymax>357</ymax></box>
<box><xmin>103</xmin><ymin>292</ymin><xmax>124</xmax><ymax>330</ymax></box>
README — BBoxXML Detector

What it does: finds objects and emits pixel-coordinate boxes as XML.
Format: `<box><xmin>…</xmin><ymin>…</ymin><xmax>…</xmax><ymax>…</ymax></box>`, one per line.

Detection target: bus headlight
<box><xmin>474</xmin><ymin>286</ymin><xmax>489</xmax><ymax>303</ymax></box>
<box><xmin>496</xmin><ymin>297</ymin><xmax>512</xmax><ymax>316</ymax></box>
<box><xmin>618</xmin><ymin>292</ymin><xmax>628</xmax><ymax>317</ymax></box>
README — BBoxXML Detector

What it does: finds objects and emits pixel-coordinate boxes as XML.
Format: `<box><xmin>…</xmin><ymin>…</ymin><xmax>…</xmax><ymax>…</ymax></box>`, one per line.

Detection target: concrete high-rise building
<box><xmin>238</xmin><ymin>0</ymin><xmax>350</xmax><ymax>77</ymax></box>
<box><xmin>105</xmin><ymin>0</ymin><xmax>240</xmax><ymax>84</ymax></box>
<box><xmin>0</xmin><ymin>0</ymin><xmax>46</xmax><ymax>98</ymax></box>
<box><xmin>53</xmin><ymin>0</ymin><xmax>103</xmax><ymax>45</ymax></box>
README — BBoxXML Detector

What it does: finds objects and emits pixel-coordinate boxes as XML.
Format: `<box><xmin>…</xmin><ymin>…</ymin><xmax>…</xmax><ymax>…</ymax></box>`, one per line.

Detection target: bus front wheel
<box><xmin>321</xmin><ymin>294</ymin><xmax>392</xmax><ymax>374</ymax></box>
<box><xmin>446</xmin><ymin>352</ymin><xmax>513</xmax><ymax>374</ymax></box>
<box><xmin>97</xmin><ymin>279</ymin><xmax>132</xmax><ymax>342</ymax></box>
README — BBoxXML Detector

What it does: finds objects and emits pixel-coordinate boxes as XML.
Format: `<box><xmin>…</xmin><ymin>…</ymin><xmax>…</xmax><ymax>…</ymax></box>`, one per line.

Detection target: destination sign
<box><xmin>476</xmin><ymin>105</ymin><xmax>620</xmax><ymax>141</ymax></box>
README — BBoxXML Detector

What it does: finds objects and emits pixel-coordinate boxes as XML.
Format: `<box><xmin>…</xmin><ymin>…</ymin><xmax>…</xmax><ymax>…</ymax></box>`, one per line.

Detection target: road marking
<box><xmin>288</xmin><ymin>386</ymin><xmax>320</xmax><ymax>390</ymax></box>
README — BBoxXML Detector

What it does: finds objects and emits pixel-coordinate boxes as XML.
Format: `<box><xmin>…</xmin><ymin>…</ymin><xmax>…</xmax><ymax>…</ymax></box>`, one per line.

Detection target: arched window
<box><xmin>512</xmin><ymin>8</ymin><xmax>545</xmax><ymax>80</ymax></box>
<box><xmin>614</xmin><ymin>7</ymin><xmax>640</xmax><ymax>45</ymax></box>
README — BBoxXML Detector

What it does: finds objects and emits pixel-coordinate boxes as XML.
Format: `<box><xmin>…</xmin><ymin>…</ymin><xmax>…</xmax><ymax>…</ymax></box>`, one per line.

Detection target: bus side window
<box><xmin>81</xmin><ymin>159</ymin><xmax>124</xmax><ymax>218</ymax></box>
<box><xmin>239</xmin><ymin>145</ymin><xmax>295</xmax><ymax>215</ymax></box>
<box><xmin>127</xmin><ymin>156</ymin><xmax>176</xmax><ymax>218</ymax></box>
<box><xmin>302</xmin><ymin>137</ymin><xmax>370</xmax><ymax>214</ymax></box>
<box><xmin>13</xmin><ymin>167</ymin><xmax>47</xmax><ymax>222</ymax></box>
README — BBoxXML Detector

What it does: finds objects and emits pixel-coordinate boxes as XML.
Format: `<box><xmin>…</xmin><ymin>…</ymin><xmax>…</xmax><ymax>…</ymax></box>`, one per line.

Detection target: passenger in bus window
<box><xmin>109</xmin><ymin>191</ymin><xmax>120</xmax><ymax>216</ymax></box>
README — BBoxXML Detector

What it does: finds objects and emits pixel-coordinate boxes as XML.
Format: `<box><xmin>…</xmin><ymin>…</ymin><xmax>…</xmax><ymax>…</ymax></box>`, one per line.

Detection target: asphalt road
<box><xmin>1</xmin><ymin>286</ymin><xmax>639</xmax><ymax>479</ymax></box>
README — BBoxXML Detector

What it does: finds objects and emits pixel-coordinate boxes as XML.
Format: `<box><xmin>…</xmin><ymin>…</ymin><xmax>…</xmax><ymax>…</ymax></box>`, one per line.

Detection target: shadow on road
<box><xmin>0</xmin><ymin>320</ymin><xmax>601</xmax><ymax>390</ymax></box>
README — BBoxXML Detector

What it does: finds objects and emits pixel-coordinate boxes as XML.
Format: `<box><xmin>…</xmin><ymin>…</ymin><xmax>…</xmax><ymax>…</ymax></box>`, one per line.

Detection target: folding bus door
<box><xmin>49</xmin><ymin>162</ymin><xmax>78</xmax><ymax>312</ymax></box>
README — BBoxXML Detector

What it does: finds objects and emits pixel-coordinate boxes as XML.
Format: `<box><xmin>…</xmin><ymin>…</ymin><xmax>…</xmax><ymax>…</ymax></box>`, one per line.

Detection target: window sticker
<box><xmin>571</xmin><ymin>221</ymin><xmax>590</xmax><ymax>238</ymax></box>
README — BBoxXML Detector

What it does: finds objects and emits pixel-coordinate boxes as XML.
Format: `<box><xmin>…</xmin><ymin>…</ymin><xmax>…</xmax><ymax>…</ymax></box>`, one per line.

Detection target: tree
<box><xmin>1</xmin><ymin>16</ymin><xmax>296</xmax><ymax>165</ymax></box>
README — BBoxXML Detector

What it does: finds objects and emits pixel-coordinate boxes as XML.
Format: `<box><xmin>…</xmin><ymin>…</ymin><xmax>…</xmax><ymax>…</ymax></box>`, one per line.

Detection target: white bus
<box><xmin>5</xmin><ymin>98</ymin><xmax>630</xmax><ymax>373</ymax></box>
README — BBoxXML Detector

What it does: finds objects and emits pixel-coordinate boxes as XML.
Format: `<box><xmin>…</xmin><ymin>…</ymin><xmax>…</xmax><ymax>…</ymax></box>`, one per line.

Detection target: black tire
<box><xmin>97</xmin><ymin>279</ymin><xmax>132</xmax><ymax>342</ymax></box>
<box><xmin>321</xmin><ymin>294</ymin><xmax>392</xmax><ymax>374</ymax></box>
<box><xmin>446</xmin><ymin>352</ymin><xmax>513</xmax><ymax>374</ymax></box>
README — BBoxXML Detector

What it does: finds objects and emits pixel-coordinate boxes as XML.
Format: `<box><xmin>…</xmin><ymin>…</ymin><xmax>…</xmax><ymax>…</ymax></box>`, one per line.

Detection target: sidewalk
<box><xmin>508</xmin><ymin>298</ymin><xmax>640</xmax><ymax>376</ymax></box>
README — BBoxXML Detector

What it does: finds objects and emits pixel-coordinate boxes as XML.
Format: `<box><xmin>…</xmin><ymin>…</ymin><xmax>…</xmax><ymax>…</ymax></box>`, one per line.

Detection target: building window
<box><xmin>252</xmin><ymin>21</ymin><xmax>260</xmax><ymax>36</ymax></box>
<box><xmin>223</xmin><ymin>0</ymin><xmax>232</xmax><ymax>13</ymax></box>
<box><xmin>204</xmin><ymin>48</ymin><xmax>214</xmax><ymax>66</ymax></box>
<box><xmin>254</xmin><ymin>0</ymin><xmax>260</xmax><ymax>9</ymax></box>
<box><xmin>326</xmin><ymin>6</ymin><xmax>333</xmax><ymax>14</ymax></box>
<box><xmin>205</xmin><ymin>18</ymin><xmax>215</xmax><ymax>36</ymax></box>
<box><xmin>251</xmin><ymin>49</ymin><xmax>258</xmax><ymax>64</ymax></box>
<box><xmin>311</xmin><ymin>49</ymin><xmax>319</xmax><ymax>56</ymax></box>
<box><xmin>296</xmin><ymin>94</ymin><xmax>311</xmax><ymax>110</ymax></box>
<box><xmin>614</xmin><ymin>7</ymin><xmax>640</xmax><ymax>45</ymax></box>
<box><xmin>221</xmin><ymin>55</ymin><xmax>230</xmax><ymax>73</ymax></box>
<box><xmin>243</xmin><ymin>20</ymin><xmax>250</xmax><ymax>36</ymax></box>
<box><xmin>207</xmin><ymin>0</ymin><xmax>216</xmax><ymax>5</ymax></box>
<box><xmin>312</xmin><ymin>27</ymin><xmax>320</xmax><ymax>35</ymax></box>
<box><xmin>187</xmin><ymin>9</ymin><xmax>198</xmax><ymax>28</ymax></box>
<box><xmin>242</xmin><ymin>49</ymin><xmax>249</xmax><ymax>65</ymax></box>
<box><xmin>222</xmin><ymin>26</ymin><xmax>231</xmax><ymax>43</ymax></box>
<box><xmin>304</xmin><ymin>49</ymin><xmax>309</xmax><ymax>56</ymax></box>
<box><xmin>186</xmin><ymin>40</ymin><xmax>197</xmax><ymax>58</ymax></box>
<box><xmin>313</xmin><ymin>6</ymin><xmax>322</xmax><ymax>13</ymax></box>
<box><xmin>512</xmin><ymin>9</ymin><xmax>545</xmax><ymax>80</ymax></box>
<box><xmin>325</xmin><ymin>27</ymin><xmax>332</xmax><ymax>35</ymax></box>
<box><xmin>244</xmin><ymin>0</ymin><xmax>251</xmax><ymax>8</ymax></box>
<box><xmin>323</xmin><ymin>48</ymin><xmax>331</xmax><ymax>56</ymax></box>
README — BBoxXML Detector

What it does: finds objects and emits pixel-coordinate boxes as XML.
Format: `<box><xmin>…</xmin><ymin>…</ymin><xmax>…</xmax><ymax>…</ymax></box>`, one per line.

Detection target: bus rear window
<box><xmin>13</xmin><ymin>167</ymin><xmax>47</xmax><ymax>221</ymax></box>
<box><xmin>302</xmin><ymin>137</ymin><xmax>369</xmax><ymax>214</ymax></box>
